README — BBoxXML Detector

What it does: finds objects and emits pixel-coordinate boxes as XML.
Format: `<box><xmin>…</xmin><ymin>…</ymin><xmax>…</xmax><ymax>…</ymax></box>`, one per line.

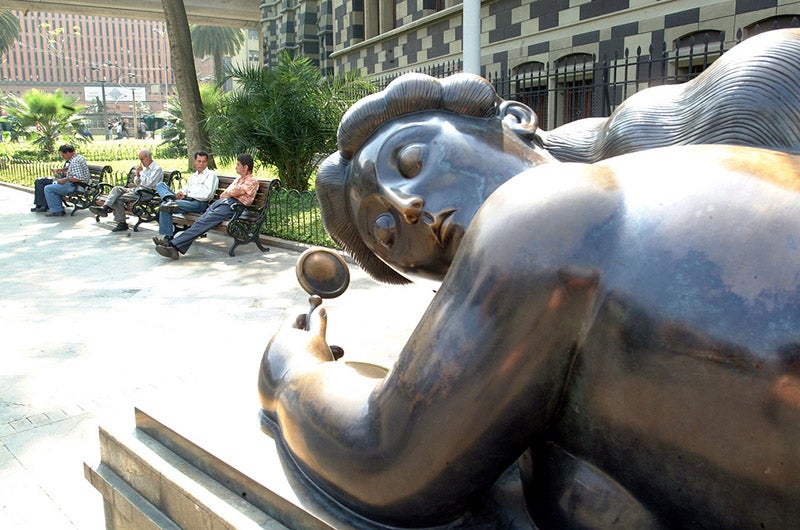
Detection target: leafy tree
<box><xmin>0</xmin><ymin>10</ymin><xmax>20</xmax><ymax>58</ymax></box>
<box><xmin>4</xmin><ymin>89</ymin><xmax>86</xmax><ymax>155</ymax></box>
<box><xmin>190</xmin><ymin>25</ymin><xmax>245</xmax><ymax>86</ymax></box>
<box><xmin>160</xmin><ymin>82</ymin><xmax>222</xmax><ymax>161</ymax></box>
<box><xmin>207</xmin><ymin>52</ymin><xmax>375</xmax><ymax>190</ymax></box>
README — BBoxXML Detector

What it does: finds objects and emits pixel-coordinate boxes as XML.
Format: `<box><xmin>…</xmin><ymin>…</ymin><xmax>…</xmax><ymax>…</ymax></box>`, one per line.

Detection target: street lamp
<box><xmin>89</xmin><ymin>66</ymin><xmax>108</xmax><ymax>137</ymax></box>
<box><xmin>153</xmin><ymin>27</ymin><xmax>169</xmax><ymax>109</ymax></box>
<box><xmin>123</xmin><ymin>73</ymin><xmax>138</xmax><ymax>136</ymax></box>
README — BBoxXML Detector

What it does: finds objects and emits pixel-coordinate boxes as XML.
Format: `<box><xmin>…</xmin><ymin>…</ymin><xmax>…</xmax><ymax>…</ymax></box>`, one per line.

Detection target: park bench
<box><xmin>63</xmin><ymin>164</ymin><xmax>112</xmax><ymax>216</ymax></box>
<box><xmin>91</xmin><ymin>167</ymin><xmax>181</xmax><ymax>231</ymax></box>
<box><xmin>171</xmin><ymin>175</ymin><xmax>280</xmax><ymax>257</ymax></box>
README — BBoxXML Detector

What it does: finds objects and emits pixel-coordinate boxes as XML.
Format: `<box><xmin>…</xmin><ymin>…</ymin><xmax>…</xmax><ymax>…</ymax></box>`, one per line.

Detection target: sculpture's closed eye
<box><xmin>398</xmin><ymin>144</ymin><xmax>425</xmax><ymax>178</ymax></box>
<box><xmin>374</xmin><ymin>212</ymin><xmax>398</xmax><ymax>248</ymax></box>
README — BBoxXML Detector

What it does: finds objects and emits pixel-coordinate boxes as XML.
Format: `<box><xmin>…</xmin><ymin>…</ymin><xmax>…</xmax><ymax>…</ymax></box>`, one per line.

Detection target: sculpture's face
<box><xmin>347</xmin><ymin>112</ymin><xmax>547</xmax><ymax>282</ymax></box>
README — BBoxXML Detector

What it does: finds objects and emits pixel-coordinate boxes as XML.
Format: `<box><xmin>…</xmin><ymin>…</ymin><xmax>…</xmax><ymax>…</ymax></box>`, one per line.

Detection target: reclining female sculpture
<box><xmin>259</xmin><ymin>29</ymin><xmax>800</xmax><ymax>528</ymax></box>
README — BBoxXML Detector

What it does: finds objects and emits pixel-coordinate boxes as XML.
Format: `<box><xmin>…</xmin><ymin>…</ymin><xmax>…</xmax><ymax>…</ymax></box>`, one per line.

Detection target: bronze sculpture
<box><xmin>259</xmin><ymin>29</ymin><xmax>800</xmax><ymax>528</ymax></box>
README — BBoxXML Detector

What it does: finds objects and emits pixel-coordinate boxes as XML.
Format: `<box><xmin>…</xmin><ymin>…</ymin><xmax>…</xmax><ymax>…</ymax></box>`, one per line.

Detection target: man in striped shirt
<box><xmin>43</xmin><ymin>144</ymin><xmax>91</xmax><ymax>217</ymax></box>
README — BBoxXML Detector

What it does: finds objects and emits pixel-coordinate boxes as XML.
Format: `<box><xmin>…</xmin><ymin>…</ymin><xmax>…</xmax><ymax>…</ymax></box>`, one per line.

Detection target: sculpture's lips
<box><xmin>428</xmin><ymin>208</ymin><xmax>458</xmax><ymax>248</ymax></box>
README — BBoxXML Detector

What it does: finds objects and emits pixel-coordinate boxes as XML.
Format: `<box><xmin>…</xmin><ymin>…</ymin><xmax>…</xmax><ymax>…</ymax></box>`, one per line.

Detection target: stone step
<box><xmin>84</xmin><ymin>393</ymin><xmax>532</xmax><ymax>529</ymax></box>
<box><xmin>128</xmin><ymin>406</ymin><xmax>363</xmax><ymax>530</ymax></box>
<box><xmin>84</xmin><ymin>420</ymin><xmax>288</xmax><ymax>529</ymax></box>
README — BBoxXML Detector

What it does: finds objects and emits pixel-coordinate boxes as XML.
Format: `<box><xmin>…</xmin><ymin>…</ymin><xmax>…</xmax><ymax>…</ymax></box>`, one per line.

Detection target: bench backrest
<box><xmin>212</xmin><ymin>175</ymin><xmax>235</xmax><ymax>201</ymax></box>
<box><xmin>212</xmin><ymin>175</ymin><xmax>277</xmax><ymax>209</ymax></box>
<box><xmin>87</xmin><ymin>164</ymin><xmax>113</xmax><ymax>183</ymax></box>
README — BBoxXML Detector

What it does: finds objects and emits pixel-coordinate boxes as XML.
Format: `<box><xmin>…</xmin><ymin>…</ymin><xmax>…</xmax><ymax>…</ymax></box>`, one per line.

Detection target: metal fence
<box><xmin>0</xmin><ymin>159</ymin><xmax>135</xmax><ymax>189</ymax></box>
<box><xmin>263</xmin><ymin>186</ymin><xmax>333</xmax><ymax>246</ymax></box>
<box><xmin>0</xmin><ymin>157</ymin><xmax>333</xmax><ymax>247</ymax></box>
<box><xmin>372</xmin><ymin>22</ymin><xmax>798</xmax><ymax>130</ymax></box>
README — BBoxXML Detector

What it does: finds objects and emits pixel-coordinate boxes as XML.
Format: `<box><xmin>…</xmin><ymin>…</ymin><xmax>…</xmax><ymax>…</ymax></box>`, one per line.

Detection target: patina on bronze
<box><xmin>259</xmin><ymin>29</ymin><xmax>800</xmax><ymax>529</ymax></box>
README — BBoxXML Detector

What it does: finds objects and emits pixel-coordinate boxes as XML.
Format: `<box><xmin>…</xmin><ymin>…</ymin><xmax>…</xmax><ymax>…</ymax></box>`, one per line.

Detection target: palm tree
<box><xmin>0</xmin><ymin>10</ymin><xmax>21</xmax><ymax>58</ymax></box>
<box><xmin>159</xmin><ymin>82</ymin><xmax>222</xmax><ymax>157</ymax></box>
<box><xmin>190</xmin><ymin>25</ymin><xmax>245</xmax><ymax>85</ymax></box>
<box><xmin>4</xmin><ymin>89</ymin><xmax>85</xmax><ymax>155</ymax></box>
<box><xmin>207</xmin><ymin>52</ymin><xmax>375</xmax><ymax>191</ymax></box>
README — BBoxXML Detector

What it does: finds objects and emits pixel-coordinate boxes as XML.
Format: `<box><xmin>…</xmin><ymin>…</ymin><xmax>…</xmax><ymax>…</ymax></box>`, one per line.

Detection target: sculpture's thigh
<box><xmin>519</xmin><ymin>442</ymin><xmax>666</xmax><ymax>530</ymax></box>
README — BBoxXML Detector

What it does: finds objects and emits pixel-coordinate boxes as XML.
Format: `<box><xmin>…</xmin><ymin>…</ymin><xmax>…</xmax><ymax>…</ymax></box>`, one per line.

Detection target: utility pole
<box><xmin>100</xmin><ymin>78</ymin><xmax>108</xmax><ymax>132</ymax></box>
<box><xmin>123</xmin><ymin>73</ymin><xmax>138</xmax><ymax>136</ymax></box>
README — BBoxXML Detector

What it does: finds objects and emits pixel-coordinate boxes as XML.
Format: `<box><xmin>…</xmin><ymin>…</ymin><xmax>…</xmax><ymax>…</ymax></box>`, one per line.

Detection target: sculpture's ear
<box><xmin>500</xmin><ymin>101</ymin><xmax>538</xmax><ymax>141</ymax></box>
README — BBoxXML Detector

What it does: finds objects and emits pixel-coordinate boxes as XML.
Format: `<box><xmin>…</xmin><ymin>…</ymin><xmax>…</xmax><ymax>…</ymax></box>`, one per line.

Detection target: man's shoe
<box><xmin>45</xmin><ymin>211</ymin><xmax>65</xmax><ymax>217</ymax></box>
<box><xmin>159</xmin><ymin>201</ymin><xmax>180</xmax><ymax>213</ymax></box>
<box><xmin>30</xmin><ymin>206</ymin><xmax>47</xmax><ymax>212</ymax></box>
<box><xmin>155</xmin><ymin>243</ymin><xmax>179</xmax><ymax>260</ymax></box>
<box><xmin>111</xmin><ymin>223</ymin><xmax>129</xmax><ymax>232</ymax></box>
<box><xmin>90</xmin><ymin>205</ymin><xmax>110</xmax><ymax>217</ymax></box>
<box><xmin>152</xmin><ymin>235</ymin><xmax>171</xmax><ymax>247</ymax></box>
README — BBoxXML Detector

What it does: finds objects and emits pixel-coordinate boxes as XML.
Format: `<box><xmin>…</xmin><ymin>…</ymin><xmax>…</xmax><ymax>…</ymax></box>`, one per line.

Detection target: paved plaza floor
<box><xmin>0</xmin><ymin>183</ymin><xmax>433</xmax><ymax>529</ymax></box>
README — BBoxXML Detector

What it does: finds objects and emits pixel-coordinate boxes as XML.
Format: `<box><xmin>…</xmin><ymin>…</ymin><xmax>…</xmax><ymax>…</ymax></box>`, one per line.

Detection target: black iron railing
<box><xmin>0</xmin><ymin>157</ymin><xmax>334</xmax><ymax>247</ymax></box>
<box><xmin>371</xmin><ymin>23</ymin><xmax>798</xmax><ymax>129</ymax></box>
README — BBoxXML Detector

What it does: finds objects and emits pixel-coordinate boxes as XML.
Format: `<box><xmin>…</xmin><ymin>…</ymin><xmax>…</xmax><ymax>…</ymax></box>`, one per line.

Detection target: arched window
<box><xmin>673</xmin><ymin>30</ymin><xmax>723</xmax><ymax>81</ymax></box>
<box><xmin>511</xmin><ymin>62</ymin><xmax>547</xmax><ymax>128</ymax></box>
<box><xmin>555</xmin><ymin>53</ymin><xmax>593</xmax><ymax>123</ymax></box>
<box><xmin>743</xmin><ymin>15</ymin><xmax>800</xmax><ymax>39</ymax></box>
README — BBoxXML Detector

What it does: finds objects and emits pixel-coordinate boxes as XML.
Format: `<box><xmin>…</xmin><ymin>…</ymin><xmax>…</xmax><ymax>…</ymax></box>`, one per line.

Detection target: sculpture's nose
<box><xmin>386</xmin><ymin>189</ymin><xmax>424</xmax><ymax>224</ymax></box>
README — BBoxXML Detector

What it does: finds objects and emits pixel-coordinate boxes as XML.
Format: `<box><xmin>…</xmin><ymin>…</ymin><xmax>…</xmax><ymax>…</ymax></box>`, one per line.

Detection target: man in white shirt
<box><xmin>155</xmin><ymin>150</ymin><xmax>218</xmax><ymax>239</ymax></box>
<box><xmin>90</xmin><ymin>149</ymin><xmax>164</xmax><ymax>232</ymax></box>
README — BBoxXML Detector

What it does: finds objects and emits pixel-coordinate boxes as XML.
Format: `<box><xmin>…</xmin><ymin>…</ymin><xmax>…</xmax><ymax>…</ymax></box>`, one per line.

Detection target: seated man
<box><xmin>89</xmin><ymin>149</ymin><xmax>163</xmax><ymax>232</ymax></box>
<box><xmin>42</xmin><ymin>144</ymin><xmax>90</xmax><ymax>217</ymax></box>
<box><xmin>31</xmin><ymin>161</ymin><xmax>69</xmax><ymax>212</ymax></box>
<box><xmin>154</xmin><ymin>150</ymin><xmax>217</xmax><ymax>240</ymax></box>
<box><xmin>153</xmin><ymin>153</ymin><xmax>258</xmax><ymax>260</ymax></box>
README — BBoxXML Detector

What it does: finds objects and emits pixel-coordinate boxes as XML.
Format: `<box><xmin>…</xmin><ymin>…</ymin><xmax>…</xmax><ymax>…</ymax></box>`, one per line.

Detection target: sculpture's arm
<box><xmin>258</xmin><ymin>277</ymin><xmax>593</xmax><ymax>526</ymax></box>
<box><xmin>257</xmin><ymin>166</ymin><xmax>617</xmax><ymax>527</ymax></box>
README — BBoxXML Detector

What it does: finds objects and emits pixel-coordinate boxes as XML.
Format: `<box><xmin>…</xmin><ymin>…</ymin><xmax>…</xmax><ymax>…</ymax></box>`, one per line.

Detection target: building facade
<box><xmin>260</xmin><ymin>0</ymin><xmax>800</xmax><ymax>127</ymax></box>
<box><xmin>263</xmin><ymin>0</ymin><xmax>800</xmax><ymax>76</ymax></box>
<box><xmin>1</xmin><ymin>12</ymin><xmax>177</xmax><ymax>116</ymax></box>
<box><xmin>1</xmin><ymin>11</ymin><xmax>260</xmax><ymax>119</ymax></box>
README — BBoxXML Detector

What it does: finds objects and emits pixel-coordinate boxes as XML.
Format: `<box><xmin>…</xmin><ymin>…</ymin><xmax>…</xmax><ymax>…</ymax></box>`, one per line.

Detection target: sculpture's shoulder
<box><xmin>461</xmin><ymin>144</ymin><xmax>800</xmax><ymax>305</ymax></box>
<box><xmin>456</xmin><ymin>161</ymin><xmax>624</xmax><ymax>279</ymax></box>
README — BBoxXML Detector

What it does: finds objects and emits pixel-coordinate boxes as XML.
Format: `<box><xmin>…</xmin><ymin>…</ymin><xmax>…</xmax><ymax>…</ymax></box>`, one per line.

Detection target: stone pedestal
<box><xmin>84</xmin><ymin>384</ymin><xmax>533</xmax><ymax>529</ymax></box>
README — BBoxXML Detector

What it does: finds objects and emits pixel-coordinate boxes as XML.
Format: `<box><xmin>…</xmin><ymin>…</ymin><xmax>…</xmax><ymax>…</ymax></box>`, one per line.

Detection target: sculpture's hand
<box><xmin>258</xmin><ymin>298</ymin><xmax>337</xmax><ymax>416</ymax></box>
<box><xmin>293</xmin><ymin>295</ymin><xmax>323</xmax><ymax>331</ymax></box>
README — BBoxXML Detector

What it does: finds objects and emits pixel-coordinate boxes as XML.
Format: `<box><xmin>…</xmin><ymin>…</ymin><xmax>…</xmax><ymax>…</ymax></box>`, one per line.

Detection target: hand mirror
<box><xmin>295</xmin><ymin>247</ymin><xmax>351</xmax><ymax>299</ymax></box>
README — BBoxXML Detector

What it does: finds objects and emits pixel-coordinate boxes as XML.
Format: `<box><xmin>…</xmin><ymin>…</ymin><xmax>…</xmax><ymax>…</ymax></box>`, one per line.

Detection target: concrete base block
<box><xmin>84</xmin><ymin>421</ymin><xmax>284</xmax><ymax>529</ymax></box>
<box><xmin>84</xmin><ymin>383</ymin><xmax>533</xmax><ymax>529</ymax></box>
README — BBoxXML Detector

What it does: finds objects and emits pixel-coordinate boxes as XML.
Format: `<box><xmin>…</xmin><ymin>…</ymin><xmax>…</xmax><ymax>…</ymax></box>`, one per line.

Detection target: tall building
<box><xmin>0</xmin><ymin>10</ymin><xmax>260</xmax><ymax>119</ymax></box>
<box><xmin>1</xmin><ymin>11</ymin><xmax>177</xmax><ymax>116</ymax></box>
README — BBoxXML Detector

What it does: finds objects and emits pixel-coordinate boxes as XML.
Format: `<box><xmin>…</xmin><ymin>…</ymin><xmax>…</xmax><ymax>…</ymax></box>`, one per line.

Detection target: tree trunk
<box><xmin>161</xmin><ymin>0</ymin><xmax>214</xmax><ymax>170</ymax></box>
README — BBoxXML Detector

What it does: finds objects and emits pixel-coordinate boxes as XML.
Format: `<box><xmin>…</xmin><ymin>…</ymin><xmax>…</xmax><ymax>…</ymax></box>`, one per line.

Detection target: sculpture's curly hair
<box><xmin>316</xmin><ymin>73</ymin><xmax>500</xmax><ymax>284</ymax></box>
<box><xmin>318</xmin><ymin>29</ymin><xmax>800</xmax><ymax>285</ymax></box>
<box><xmin>541</xmin><ymin>28</ymin><xmax>800</xmax><ymax>162</ymax></box>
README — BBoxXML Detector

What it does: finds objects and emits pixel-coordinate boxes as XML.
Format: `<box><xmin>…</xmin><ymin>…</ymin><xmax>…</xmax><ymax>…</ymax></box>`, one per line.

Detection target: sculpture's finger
<box><xmin>306</xmin><ymin>306</ymin><xmax>328</xmax><ymax>341</ymax></box>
